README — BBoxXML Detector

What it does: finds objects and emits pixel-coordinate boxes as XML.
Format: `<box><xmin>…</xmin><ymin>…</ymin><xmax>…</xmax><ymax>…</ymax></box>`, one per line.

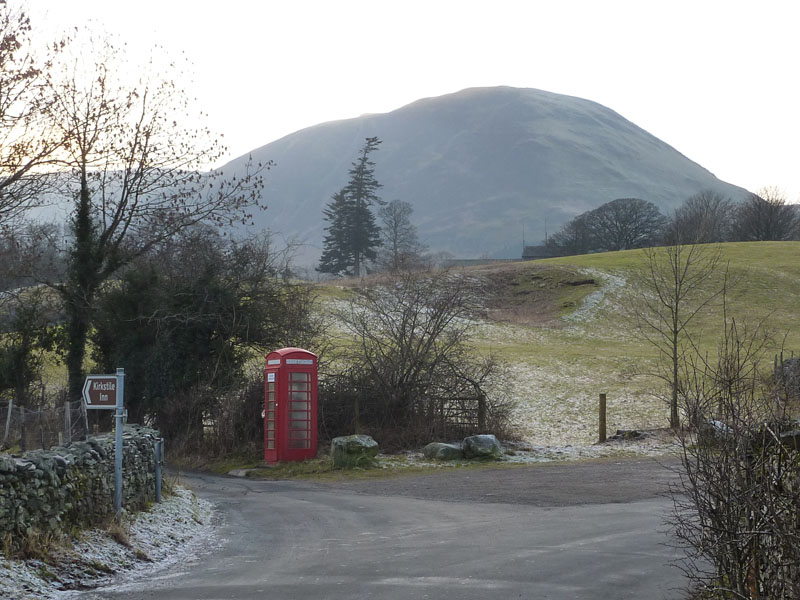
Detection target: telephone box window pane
<box><xmin>267</xmin><ymin>401</ymin><xmax>275</xmax><ymax>410</ymax></box>
<box><xmin>267</xmin><ymin>430</ymin><xmax>275</xmax><ymax>440</ymax></box>
<box><xmin>267</xmin><ymin>411</ymin><xmax>275</xmax><ymax>420</ymax></box>
<box><xmin>289</xmin><ymin>429</ymin><xmax>309</xmax><ymax>439</ymax></box>
<box><xmin>289</xmin><ymin>439</ymin><xmax>310</xmax><ymax>449</ymax></box>
<box><xmin>290</xmin><ymin>381</ymin><xmax>309</xmax><ymax>391</ymax></box>
<box><xmin>267</xmin><ymin>382</ymin><xmax>275</xmax><ymax>392</ymax></box>
<box><xmin>267</xmin><ymin>441</ymin><xmax>275</xmax><ymax>449</ymax></box>
<box><xmin>291</xmin><ymin>401</ymin><xmax>308</xmax><ymax>410</ymax></box>
<box><xmin>290</xmin><ymin>372</ymin><xmax>310</xmax><ymax>382</ymax></box>
<box><xmin>292</xmin><ymin>391</ymin><xmax>309</xmax><ymax>402</ymax></box>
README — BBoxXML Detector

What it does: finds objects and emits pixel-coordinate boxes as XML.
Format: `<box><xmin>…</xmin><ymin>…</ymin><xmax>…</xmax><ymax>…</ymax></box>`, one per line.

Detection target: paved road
<box><xmin>81</xmin><ymin>459</ymin><xmax>687</xmax><ymax>600</ymax></box>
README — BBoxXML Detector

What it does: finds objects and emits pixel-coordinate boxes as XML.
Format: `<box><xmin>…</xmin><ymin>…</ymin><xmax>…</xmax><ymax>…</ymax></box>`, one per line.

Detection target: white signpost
<box><xmin>83</xmin><ymin>368</ymin><xmax>125</xmax><ymax>521</ymax></box>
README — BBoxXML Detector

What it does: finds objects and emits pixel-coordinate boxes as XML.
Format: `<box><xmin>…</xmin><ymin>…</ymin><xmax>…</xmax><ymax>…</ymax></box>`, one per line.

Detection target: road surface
<box><xmin>80</xmin><ymin>458</ymin><xmax>687</xmax><ymax>600</ymax></box>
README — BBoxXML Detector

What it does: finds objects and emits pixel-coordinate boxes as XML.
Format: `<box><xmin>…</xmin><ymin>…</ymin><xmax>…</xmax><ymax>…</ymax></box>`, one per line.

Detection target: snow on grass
<box><xmin>505</xmin><ymin>360</ymin><xmax>669</xmax><ymax>447</ymax></box>
<box><xmin>562</xmin><ymin>268</ymin><xmax>627</xmax><ymax>325</ymax></box>
<box><xmin>321</xmin><ymin>267</ymin><xmax>676</xmax><ymax>455</ymax></box>
<box><xmin>0</xmin><ymin>486</ymin><xmax>213</xmax><ymax>600</ymax></box>
<box><xmin>471</xmin><ymin>268</ymin><xmax>674</xmax><ymax>452</ymax></box>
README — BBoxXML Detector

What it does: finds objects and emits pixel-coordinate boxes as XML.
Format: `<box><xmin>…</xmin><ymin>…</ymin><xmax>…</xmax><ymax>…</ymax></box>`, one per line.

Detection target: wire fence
<box><xmin>0</xmin><ymin>398</ymin><xmax>97</xmax><ymax>452</ymax></box>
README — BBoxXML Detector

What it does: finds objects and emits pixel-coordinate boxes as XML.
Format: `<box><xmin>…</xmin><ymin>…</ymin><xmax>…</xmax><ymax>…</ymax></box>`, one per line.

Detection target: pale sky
<box><xmin>27</xmin><ymin>0</ymin><xmax>800</xmax><ymax>201</ymax></box>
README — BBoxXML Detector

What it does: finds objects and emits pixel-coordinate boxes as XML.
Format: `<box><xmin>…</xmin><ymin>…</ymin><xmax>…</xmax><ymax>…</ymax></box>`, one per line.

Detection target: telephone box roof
<box><xmin>267</xmin><ymin>347</ymin><xmax>317</xmax><ymax>357</ymax></box>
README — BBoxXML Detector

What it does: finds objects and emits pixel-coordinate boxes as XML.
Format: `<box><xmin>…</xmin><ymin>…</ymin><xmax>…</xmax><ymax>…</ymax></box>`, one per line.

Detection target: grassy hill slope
<box><xmin>434</xmin><ymin>241</ymin><xmax>800</xmax><ymax>445</ymax></box>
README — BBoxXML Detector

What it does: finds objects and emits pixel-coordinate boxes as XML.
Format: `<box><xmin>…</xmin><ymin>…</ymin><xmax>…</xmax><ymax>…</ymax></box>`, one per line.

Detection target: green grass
<box><xmin>304</xmin><ymin>244</ymin><xmax>800</xmax><ymax>447</ymax></box>
<box><xmin>204</xmin><ymin>453</ymin><xmax>529</xmax><ymax>482</ymax></box>
<box><xmin>455</xmin><ymin>242</ymin><xmax>800</xmax><ymax>444</ymax></box>
<box><xmin>541</xmin><ymin>241</ymin><xmax>800</xmax><ymax>351</ymax></box>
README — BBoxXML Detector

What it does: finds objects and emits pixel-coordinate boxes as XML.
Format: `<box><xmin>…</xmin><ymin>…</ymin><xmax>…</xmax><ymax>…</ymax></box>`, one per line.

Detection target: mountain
<box><xmin>225</xmin><ymin>86</ymin><xmax>749</xmax><ymax>263</ymax></box>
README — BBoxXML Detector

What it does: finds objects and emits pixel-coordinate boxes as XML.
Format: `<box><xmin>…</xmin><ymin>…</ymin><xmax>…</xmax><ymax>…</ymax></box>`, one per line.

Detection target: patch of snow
<box><xmin>562</xmin><ymin>268</ymin><xmax>627</xmax><ymax>324</ymax></box>
<box><xmin>0</xmin><ymin>486</ymin><xmax>214</xmax><ymax>600</ymax></box>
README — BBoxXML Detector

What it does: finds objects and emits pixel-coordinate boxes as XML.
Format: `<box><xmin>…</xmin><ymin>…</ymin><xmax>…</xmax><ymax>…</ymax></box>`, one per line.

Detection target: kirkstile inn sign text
<box><xmin>82</xmin><ymin>375</ymin><xmax>117</xmax><ymax>409</ymax></box>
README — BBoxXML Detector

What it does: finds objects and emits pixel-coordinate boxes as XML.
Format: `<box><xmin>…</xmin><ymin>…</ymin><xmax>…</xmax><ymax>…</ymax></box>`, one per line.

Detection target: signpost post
<box><xmin>82</xmin><ymin>369</ymin><xmax>125</xmax><ymax>521</ymax></box>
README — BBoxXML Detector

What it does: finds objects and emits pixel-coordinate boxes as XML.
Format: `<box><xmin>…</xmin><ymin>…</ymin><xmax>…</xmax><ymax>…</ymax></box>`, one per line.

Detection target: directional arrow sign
<box><xmin>82</xmin><ymin>375</ymin><xmax>117</xmax><ymax>410</ymax></box>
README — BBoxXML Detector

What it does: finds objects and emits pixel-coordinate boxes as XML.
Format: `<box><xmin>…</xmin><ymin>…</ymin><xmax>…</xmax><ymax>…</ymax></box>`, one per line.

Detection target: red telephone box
<box><xmin>264</xmin><ymin>347</ymin><xmax>318</xmax><ymax>463</ymax></box>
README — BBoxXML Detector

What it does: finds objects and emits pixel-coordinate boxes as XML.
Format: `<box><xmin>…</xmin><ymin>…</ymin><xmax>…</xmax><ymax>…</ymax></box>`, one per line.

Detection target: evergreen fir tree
<box><xmin>317</xmin><ymin>137</ymin><xmax>384</xmax><ymax>276</ymax></box>
<box><xmin>318</xmin><ymin>190</ymin><xmax>352</xmax><ymax>276</ymax></box>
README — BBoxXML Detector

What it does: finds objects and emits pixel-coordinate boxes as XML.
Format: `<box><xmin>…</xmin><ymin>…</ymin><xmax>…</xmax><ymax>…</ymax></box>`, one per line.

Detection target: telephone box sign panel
<box><xmin>264</xmin><ymin>348</ymin><xmax>318</xmax><ymax>464</ymax></box>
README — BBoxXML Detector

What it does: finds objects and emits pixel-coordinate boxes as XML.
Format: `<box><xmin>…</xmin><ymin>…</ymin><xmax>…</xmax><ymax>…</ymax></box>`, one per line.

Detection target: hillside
<box><xmin>226</xmin><ymin>86</ymin><xmax>750</xmax><ymax>264</ymax></box>
<box><xmin>321</xmin><ymin>242</ymin><xmax>800</xmax><ymax>446</ymax></box>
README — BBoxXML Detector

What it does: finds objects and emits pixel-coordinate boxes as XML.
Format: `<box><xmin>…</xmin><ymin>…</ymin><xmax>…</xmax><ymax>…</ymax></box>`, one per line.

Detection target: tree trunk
<box><xmin>65</xmin><ymin>293</ymin><xmax>92</xmax><ymax>402</ymax></box>
<box><xmin>65</xmin><ymin>172</ymin><xmax>101</xmax><ymax>402</ymax></box>
<box><xmin>671</xmin><ymin>339</ymin><xmax>680</xmax><ymax>429</ymax></box>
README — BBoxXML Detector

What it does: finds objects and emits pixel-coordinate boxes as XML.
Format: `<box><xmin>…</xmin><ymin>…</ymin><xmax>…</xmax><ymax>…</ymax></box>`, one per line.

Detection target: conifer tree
<box><xmin>318</xmin><ymin>137</ymin><xmax>383</xmax><ymax>276</ymax></box>
<box><xmin>317</xmin><ymin>190</ymin><xmax>352</xmax><ymax>276</ymax></box>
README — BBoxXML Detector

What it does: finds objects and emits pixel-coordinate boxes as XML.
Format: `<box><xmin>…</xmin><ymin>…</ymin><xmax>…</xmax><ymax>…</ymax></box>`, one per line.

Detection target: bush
<box><xmin>671</xmin><ymin>317</ymin><xmax>800</xmax><ymax>599</ymax></box>
<box><xmin>322</xmin><ymin>269</ymin><xmax>515</xmax><ymax>449</ymax></box>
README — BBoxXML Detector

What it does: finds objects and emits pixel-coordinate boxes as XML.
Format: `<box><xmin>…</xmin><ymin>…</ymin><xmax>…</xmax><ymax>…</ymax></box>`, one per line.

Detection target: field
<box><xmin>322</xmin><ymin>242</ymin><xmax>800</xmax><ymax>448</ymax></box>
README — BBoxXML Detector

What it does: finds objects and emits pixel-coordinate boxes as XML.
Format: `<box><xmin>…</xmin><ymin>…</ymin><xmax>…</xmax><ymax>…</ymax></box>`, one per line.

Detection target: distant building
<box><xmin>522</xmin><ymin>245</ymin><xmax>559</xmax><ymax>260</ymax></box>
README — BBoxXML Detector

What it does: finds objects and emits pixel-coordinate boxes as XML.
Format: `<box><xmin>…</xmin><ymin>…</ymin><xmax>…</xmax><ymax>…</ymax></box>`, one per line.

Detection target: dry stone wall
<box><xmin>0</xmin><ymin>425</ymin><xmax>160</xmax><ymax>546</ymax></box>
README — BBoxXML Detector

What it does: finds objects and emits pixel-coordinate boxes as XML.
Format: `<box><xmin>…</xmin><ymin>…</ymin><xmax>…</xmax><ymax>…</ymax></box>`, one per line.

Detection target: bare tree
<box><xmin>329</xmin><ymin>269</ymin><xmax>513</xmax><ymax>445</ymax></box>
<box><xmin>731</xmin><ymin>187</ymin><xmax>799</xmax><ymax>242</ymax></box>
<box><xmin>671</xmin><ymin>311</ymin><xmax>800</xmax><ymax>599</ymax></box>
<box><xmin>588</xmin><ymin>197</ymin><xmax>667</xmax><ymax>251</ymax></box>
<box><xmin>0</xmin><ymin>3</ymin><xmax>66</xmax><ymax>224</ymax></box>
<box><xmin>545</xmin><ymin>212</ymin><xmax>594</xmax><ymax>256</ymax></box>
<box><xmin>0</xmin><ymin>221</ymin><xmax>64</xmax><ymax>292</ymax></box>
<box><xmin>632</xmin><ymin>243</ymin><xmax>724</xmax><ymax>429</ymax></box>
<box><xmin>46</xmin><ymin>36</ymin><xmax>268</xmax><ymax>402</ymax></box>
<box><xmin>377</xmin><ymin>199</ymin><xmax>427</xmax><ymax>271</ymax></box>
<box><xmin>665</xmin><ymin>190</ymin><xmax>734</xmax><ymax>245</ymax></box>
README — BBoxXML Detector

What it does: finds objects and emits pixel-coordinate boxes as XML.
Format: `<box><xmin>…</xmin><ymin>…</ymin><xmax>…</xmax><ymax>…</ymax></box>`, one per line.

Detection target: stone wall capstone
<box><xmin>0</xmin><ymin>425</ymin><xmax>160</xmax><ymax>547</ymax></box>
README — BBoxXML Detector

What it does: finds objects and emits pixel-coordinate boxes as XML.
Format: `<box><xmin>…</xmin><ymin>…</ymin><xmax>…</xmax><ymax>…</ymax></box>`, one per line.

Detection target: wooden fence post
<box><xmin>2</xmin><ymin>397</ymin><xmax>12</xmax><ymax>445</ymax></box>
<box><xmin>599</xmin><ymin>393</ymin><xmax>607</xmax><ymax>443</ymax></box>
<box><xmin>20</xmin><ymin>405</ymin><xmax>26</xmax><ymax>452</ymax></box>
<box><xmin>82</xmin><ymin>398</ymin><xmax>89</xmax><ymax>439</ymax></box>
<box><xmin>39</xmin><ymin>409</ymin><xmax>45</xmax><ymax>450</ymax></box>
<box><xmin>65</xmin><ymin>401</ymin><xmax>72</xmax><ymax>444</ymax></box>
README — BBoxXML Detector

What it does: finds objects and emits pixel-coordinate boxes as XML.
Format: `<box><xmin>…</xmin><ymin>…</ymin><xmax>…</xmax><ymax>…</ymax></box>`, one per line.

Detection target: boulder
<box><xmin>463</xmin><ymin>434</ymin><xmax>504</xmax><ymax>460</ymax></box>
<box><xmin>423</xmin><ymin>442</ymin><xmax>464</xmax><ymax>460</ymax></box>
<box><xmin>331</xmin><ymin>434</ymin><xmax>379</xmax><ymax>469</ymax></box>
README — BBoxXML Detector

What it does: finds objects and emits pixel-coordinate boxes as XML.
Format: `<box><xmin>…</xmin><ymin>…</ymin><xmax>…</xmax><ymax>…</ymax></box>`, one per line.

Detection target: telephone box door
<box><xmin>264</xmin><ymin>347</ymin><xmax>318</xmax><ymax>463</ymax></box>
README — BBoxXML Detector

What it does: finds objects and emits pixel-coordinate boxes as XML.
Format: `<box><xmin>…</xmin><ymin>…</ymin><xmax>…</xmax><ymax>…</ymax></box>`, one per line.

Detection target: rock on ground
<box><xmin>463</xmin><ymin>434</ymin><xmax>504</xmax><ymax>460</ymax></box>
<box><xmin>423</xmin><ymin>442</ymin><xmax>465</xmax><ymax>460</ymax></box>
<box><xmin>331</xmin><ymin>434</ymin><xmax>380</xmax><ymax>469</ymax></box>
